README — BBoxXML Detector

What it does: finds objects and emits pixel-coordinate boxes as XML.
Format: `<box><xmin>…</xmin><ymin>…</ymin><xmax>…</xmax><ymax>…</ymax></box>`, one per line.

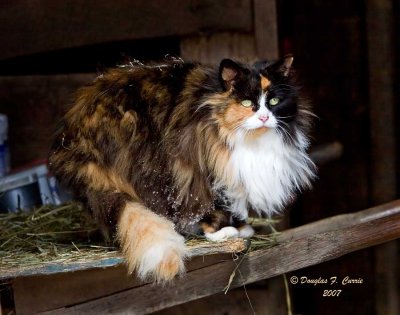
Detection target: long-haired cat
<box><xmin>49</xmin><ymin>55</ymin><xmax>315</xmax><ymax>282</ymax></box>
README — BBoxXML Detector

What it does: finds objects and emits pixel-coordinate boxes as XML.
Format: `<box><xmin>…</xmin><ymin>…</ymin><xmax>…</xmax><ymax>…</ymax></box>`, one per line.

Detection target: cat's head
<box><xmin>207</xmin><ymin>55</ymin><xmax>311</xmax><ymax>147</ymax></box>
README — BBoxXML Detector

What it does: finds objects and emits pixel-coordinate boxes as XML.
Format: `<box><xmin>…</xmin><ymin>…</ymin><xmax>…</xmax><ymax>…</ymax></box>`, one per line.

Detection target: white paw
<box><xmin>238</xmin><ymin>224</ymin><xmax>255</xmax><ymax>238</ymax></box>
<box><xmin>205</xmin><ymin>226</ymin><xmax>239</xmax><ymax>242</ymax></box>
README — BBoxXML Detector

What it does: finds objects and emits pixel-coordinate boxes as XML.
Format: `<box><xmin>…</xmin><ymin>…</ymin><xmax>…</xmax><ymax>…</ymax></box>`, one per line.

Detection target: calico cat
<box><xmin>49</xmin><ymin>55</ymin><xmax>315</xmax><ymax>282</ymax></box>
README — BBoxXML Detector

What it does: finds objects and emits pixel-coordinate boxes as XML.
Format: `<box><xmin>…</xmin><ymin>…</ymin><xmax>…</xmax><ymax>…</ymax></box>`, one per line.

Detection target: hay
<box><xmin>0</xmin><ymin>203</ymin><xmax>106</xmax><ymax>258</ymax></box>
<box><xmin>0</xmin><ymin>203</ymin><xmax>279</xmax><ymax>273</ymax></box>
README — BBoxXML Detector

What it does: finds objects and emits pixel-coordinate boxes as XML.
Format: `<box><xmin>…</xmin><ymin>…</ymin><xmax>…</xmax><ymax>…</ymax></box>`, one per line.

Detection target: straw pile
<box><xmin>0</xmin><ymin>203</ymin><xmax>279</xmax><ymax>271</ymax></box>
<box><xmin>0</xmin><ymin>203</ymin><xmax>114</xmax><ymax>268</ymax></box>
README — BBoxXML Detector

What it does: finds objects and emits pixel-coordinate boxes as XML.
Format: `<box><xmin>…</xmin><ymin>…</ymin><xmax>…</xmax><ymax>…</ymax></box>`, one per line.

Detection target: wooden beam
<box><xmin>40</xmin><ymin>200</ymin><xmax>400</xmax><ymax>315</ymax></box>
<box><xmin>0</xmin><ymin>0</ymin><xmax>253</xmax><ymax>60</ymax></box>
<box><xmin>366</xmin><ymin>0</ymin><xmax>398</xmax><ymax>314</ymax></box>
<box><xmin>12</xmin><ymin>254</ymin><xmax>238</xmax><ymax>315</ymax></box>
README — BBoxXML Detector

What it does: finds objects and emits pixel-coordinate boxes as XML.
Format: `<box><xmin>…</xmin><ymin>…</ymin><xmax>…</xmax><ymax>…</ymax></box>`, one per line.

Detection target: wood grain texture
<box><xmin>253</xmin><ymin>0</ymin><xmax>279</xmax><ymax>59</ymax></box>
<box><xmin>13</xmin><ymin>254</ymin><xmax>236</xmax><ymax>315</ymax></box>
<box><xmin>366</xmin><ymin>0</ymin><xmax>398</xmax><ymax>314</ymax></box>
<box><xmin>181</xmin><ymin>32</ymin><xmax>258</xmax><ymax>65</ymax></box>
<box><xmin>40</xmin><ymin>200</ymin><xmax>400</xmax><ymax>315</ymax></box>
<box><xmin>0</xmin><ymin>0</ymin><xmax>252</xmax><ymax>60</ymax></box>
<box><xmin>180</xmin><ymin>0</ymin><xmax>279</xmax><ymax>65</ymax></box>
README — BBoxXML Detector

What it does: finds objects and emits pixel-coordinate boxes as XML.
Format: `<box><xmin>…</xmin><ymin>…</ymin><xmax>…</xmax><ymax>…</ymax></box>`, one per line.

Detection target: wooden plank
<box><xmin>0</xmin><ymin>0</ymin><xmax>252</xmax><ymax>60</ymax></box>
<box><xmin>0</xmin><ymin>239</ymin><xmax>245</xmax><ymax>280</ymax></box>
<box><xmin>366</xmin><ymin>0</ymin><xmax>399</xmax><ymax>314</ymax></box>
<box><xmin>13</xmin><ymin>254</ymin><xmax>235</xmax><ymax>315</ymax></box>
<box><xmin>253</xmin><ymin>0</ymin><xmax>279</xmax><ymax>59</ymax></box>
<box><xmin>40</xmin><ymin>200</ymin><xmax>400</xmax><ymax>315</ymax></box>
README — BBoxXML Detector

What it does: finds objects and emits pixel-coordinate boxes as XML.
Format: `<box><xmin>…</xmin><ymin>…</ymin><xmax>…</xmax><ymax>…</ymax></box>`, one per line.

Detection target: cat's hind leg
<box><xmin>117</xmin><ymin>201</ymin><xmax>187</xmax><ymax>282</ymax></box>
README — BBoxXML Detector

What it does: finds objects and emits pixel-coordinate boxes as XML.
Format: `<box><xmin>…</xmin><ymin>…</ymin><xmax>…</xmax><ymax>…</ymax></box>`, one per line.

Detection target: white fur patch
<box><xmin>205</xmin><ymin>226</ymin><xmax>239</xmax><ymax>242</ymax></box>
<box><xmin>238</xmin><ymin>224</ymin><xmax>255</xmax><ymax>238</ymax></box>
<box><xmin>226</xmin><ymin>130</ymin><xmax>314</xmax><ymax>219</ymax></box>
<box><xmin>215</xmin><ymin>90</ymin><xmax>315</xmax><ymax>220</ymax></box>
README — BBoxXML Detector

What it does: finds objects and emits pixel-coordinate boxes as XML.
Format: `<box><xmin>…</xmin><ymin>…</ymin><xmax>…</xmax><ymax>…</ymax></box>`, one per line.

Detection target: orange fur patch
<box><xmin>204</xmin><ymin>132</ymin><xmax>232</xmax><ymax>185</ymax></box>
<box><xmin>223</xmin><ymin>102</ymin><xmax>253</xmax><ymax>129</ymax></box>
<box><xmin>79</xmin><ymin>162</ymin><xmax>137</xmax><ymax>198</ymax></box>
<box><xmin>82</xmin><ymin>105</ymin><xmax>106</xmax><ymax>128</ymax></box>
<box><xmin>260</xmin><ymin>75</ymin><xmax>271</xmax><ymax>90</ymax></box>
<box><xmin>215</xmin><ymin>102</ymin><xmax>254</xmax><ymax>145</ymax></box>
<box><xmin>199</xmin><ymin>222</ymin><xmax>217</xmax><ymax>233</ymax></box>
<box><xmin>172</xmin><ymin>159</ymin><xmax>195</xmax><ymax>201</ymax></box>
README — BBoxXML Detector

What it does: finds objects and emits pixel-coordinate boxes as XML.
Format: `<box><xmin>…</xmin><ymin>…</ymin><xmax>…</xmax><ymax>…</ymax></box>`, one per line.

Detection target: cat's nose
<box><xmin>258</xmin><ymin>115</ymin><xmax>269</xmax><ymax>123</ymax></box>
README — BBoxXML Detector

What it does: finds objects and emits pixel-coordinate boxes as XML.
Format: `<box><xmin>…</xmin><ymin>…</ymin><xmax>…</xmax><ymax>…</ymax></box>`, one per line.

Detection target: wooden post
<box><xmin>253</xmin><ymin>0</ymin><xmax>279</xmax><ymax>60</ymax></box>
<box><xmin>180</xmin><ymin>0</ymin><xmax>279</xmax><ymax>64</ymax></box>
<box><xmin>366</xmin><ymin>0</ymin><xmax>399</xmax><ymax>314</ymax></box>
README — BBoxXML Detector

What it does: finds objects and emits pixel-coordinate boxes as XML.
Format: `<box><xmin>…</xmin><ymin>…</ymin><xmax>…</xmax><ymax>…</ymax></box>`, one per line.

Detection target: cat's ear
<box><xmin>280</xmin><ymin>54</ymin><xmax>294</xmax><ymax>77</ymax></box>
<box><xmin>219</xmin><ymin>59</ymin><xmax>242</xmax><ymax>90</ymax></box>
<box><xmin>266</xmin><ymin>54</ymin><xmax>294</xmax><ymax>77</ymax></box>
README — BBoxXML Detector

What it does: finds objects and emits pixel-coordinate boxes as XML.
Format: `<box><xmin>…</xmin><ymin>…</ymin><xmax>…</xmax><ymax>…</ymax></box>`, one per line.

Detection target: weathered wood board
<box><xmin>0</xmin><ymin>239</ymin><xmax>245</xmax><ymax>280</ymax></box>
<box><xmin>28</xmin><ymin>200</ymin><xmax>400</xmax><ymax>315</ymax></box>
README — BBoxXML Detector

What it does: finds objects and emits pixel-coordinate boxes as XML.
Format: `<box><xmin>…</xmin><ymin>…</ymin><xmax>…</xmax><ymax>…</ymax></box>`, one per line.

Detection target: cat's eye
<box><xmin>269</xmin><ymin>97</ymin><xmax>280</xmax><ymax>106</ymax></box>
<box><xmin>241</xmin><ymin>100</ymin><xmax>253</xmax><ymax>107</ymax></box>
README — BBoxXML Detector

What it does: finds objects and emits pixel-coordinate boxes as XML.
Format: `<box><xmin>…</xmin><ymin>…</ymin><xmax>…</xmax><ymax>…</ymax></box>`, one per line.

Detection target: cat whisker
<box><xmin>298</xmin><ymin>109</ymin><xmax>318</xmax><ymax>118</ymax></box>
<box><xmin>277</xmin><ymin>115</ymin><xmax>295</xmax><ymax>119</ymax></box>
<box><xmin>276</xmin><ymin>124</ymin><xmax>295</xmax><ymax>143</ymax></box>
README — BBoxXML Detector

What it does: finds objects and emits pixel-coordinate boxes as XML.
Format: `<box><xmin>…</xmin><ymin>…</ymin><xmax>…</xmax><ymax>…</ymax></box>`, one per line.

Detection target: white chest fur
<box><xmin>222</xmin><ymin>130</ymin><xmax>314</xmax><ymax>219</ymax></box>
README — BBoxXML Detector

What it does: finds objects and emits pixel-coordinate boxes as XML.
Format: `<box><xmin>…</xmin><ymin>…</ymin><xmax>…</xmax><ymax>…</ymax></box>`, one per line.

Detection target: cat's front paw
<box><xmin>205</xmin><ymin>226</ymin><xmax>240</xmax><ymax>242</ymax></box>
<box><xmin>238</xmin><ymin>224</ymin><xmax>255</xmax><ymax>238</ymax></box>
<box><xmin>204</xmin><ymin>224</ymin><xmax>255</xmax><ymax>242</ymax></box>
